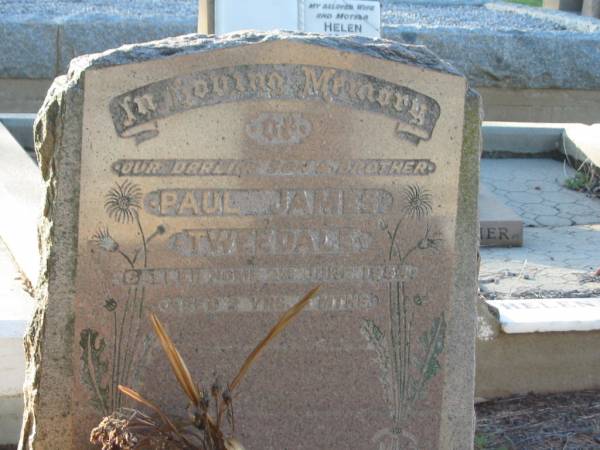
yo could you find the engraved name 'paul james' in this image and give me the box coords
[145,189,393,217]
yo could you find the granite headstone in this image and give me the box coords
[21,32,480,449]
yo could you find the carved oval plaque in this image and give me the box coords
[246,112,312,145]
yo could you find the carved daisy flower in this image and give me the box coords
[104,181,142,224]
[91,227,119,252]
[402,184,432,219]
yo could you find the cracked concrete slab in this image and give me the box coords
[480,158,600,299]
[480,225,600,299]
[481,158,600,227]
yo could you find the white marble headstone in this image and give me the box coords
[211,0,381,38]
[486,298,600,333]
[301,0,381,37]
[215,0,298,34]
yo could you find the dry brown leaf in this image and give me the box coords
[229,285,319,392]
[150,313,201,406]
[225,437,246,450]
[118,385,178,434]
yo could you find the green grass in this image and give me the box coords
[475,433,510,450]
[564,172,590,191]
[505,0,543,6]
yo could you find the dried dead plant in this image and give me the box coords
[91,286,320,450]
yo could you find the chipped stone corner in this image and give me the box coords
[20,71,85,449]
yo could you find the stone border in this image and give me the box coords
[0,113,37,151]
[482,121,600,176]
[476,328,600,399]
[482,121,564,156]
[0,122,42,285]
[478,297,600,397]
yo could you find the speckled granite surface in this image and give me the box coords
[1,0,600,90]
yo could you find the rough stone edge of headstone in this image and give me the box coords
[439,87,481,450]
[19,71,84,449]
[65,30,462,80]
[56,18,196,75]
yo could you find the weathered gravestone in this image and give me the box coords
[21,32,481,449]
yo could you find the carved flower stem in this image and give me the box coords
[401,281,411,404]
[86,336,109,416]
[110,308,118,412]
[121,287,138,394]
[388,221,407,423]
[134,211,148,268]
[386,218,429,423]
[388,280,402,423]
[118,249,135,268]
[387,220,402,423]
[123,287,146,388]
[114,287,133,408]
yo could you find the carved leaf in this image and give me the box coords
[361,319,394,411]
[418,314,446,384]
[80,328,110,414]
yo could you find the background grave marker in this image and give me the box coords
[199,0,382,37]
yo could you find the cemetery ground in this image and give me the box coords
[476,390,600,449]
[474,144,600,448]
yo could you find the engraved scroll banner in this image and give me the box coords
[109,64,441,144]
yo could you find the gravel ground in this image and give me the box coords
[476,390,600,449]
[2,0,598,33]
[0,0,195,20]
[382,3,569,31]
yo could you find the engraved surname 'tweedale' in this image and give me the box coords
[168,227,374,257]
